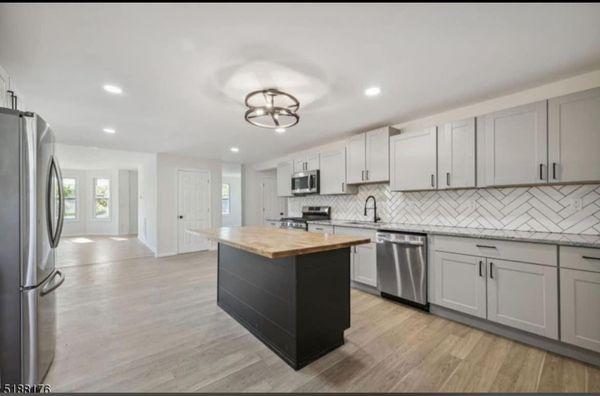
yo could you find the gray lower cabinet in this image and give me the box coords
[559,246,600,353]
[334,226,377,288]
[486,259,558,339]
[430,236,559,340]
[351,243,377,287]
[560,269,600,353]
[431,251,487,319]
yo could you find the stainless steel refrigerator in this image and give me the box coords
[0,107,65,385]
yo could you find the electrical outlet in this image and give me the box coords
[570,198,583,211]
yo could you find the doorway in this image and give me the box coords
[177,169,211,253]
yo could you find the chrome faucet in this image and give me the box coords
[364,195,381,223]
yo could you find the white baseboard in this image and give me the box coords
[156,251,177,258]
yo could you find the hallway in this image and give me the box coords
[56,235,154,268]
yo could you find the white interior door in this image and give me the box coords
[262,177,281,223]
[177,170,210,253]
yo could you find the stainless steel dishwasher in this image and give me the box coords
[376,231,428,310]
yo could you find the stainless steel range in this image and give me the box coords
[280,206,330,231]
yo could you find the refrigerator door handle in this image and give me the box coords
[53,157,65,248]
[41,270,65,296]
[46,156,65,248]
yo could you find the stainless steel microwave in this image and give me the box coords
[291,170,319,195]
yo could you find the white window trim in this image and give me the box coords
[222,183,231,215]
[63,176,79,222]
[92,177,112,221]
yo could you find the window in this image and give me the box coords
[94,178,110,219]
[63,177,77,219]
[222,183,230,215]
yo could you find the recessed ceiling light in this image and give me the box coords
[364,86,381,97]
[275,127,286,133]
[103,127,116,134]
[230,147,239,153]
[103,84,123,94]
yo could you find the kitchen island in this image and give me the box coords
[191,226,370,370]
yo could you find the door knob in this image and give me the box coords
[178,215,184,219]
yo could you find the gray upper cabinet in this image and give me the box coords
[346,127,390,184]
[478,101,548,187]
[346,134,366,184]
[319,147,357,195]
[438,118,476,189]
[390,126,437,191]
[0,66,11,109]
[548,87,600,184]
[276,160,293,197]
[365,127,390,183]
[293,152,320,173]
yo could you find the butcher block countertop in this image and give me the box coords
[191,226,370,259]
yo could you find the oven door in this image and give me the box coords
[291,171,318,195]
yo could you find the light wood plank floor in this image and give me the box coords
[56,235,154,268]
[45,250,600,392]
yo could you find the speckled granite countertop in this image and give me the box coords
[306,219,600,249]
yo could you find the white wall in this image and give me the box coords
[129,171,138,235]
[222,163,242,227]
[57,144,157,253]
[156,153,223,257]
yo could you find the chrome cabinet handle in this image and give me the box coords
[342,182,345,192]
[479,260,483,277]
[539,163,544,180]
[489,262,494,279]
[361,170,365,181]
[365,170,369,180]
[431,174,435,187]
[553,162,557,180]
[446,172,450,186]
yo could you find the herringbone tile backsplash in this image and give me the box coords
[288,184,600,235]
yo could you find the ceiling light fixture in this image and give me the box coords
[230,147,239,153]
[275,127,286,133]
[102,127,116,134]
[244,89,299,129]
[364,86,381,97]
[103,84,123,94]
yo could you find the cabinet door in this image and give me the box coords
[352,243,377,287]
[481,101,548,186]
[438,118,475,189]
[487,259,558,339]
[431,251,487,318]
[276,160,293,197]
[365,128,389,182]
[390,127,437,191]
[0,65,10,108]
[346,134,366,184]
[293,157,306,173]
[320,148,345,195]
[306,153,320,171]
[549,87,600,183]
[560,268,600,353]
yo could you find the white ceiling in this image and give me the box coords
[1,4,600,164]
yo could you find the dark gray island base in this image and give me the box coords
[217,243,351,370]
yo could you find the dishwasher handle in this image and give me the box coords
[377,238,424,246]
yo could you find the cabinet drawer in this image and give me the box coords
[308,224,334,234]
[432,235,557,266]
[334,226,377,242]
[560,246,600,273]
